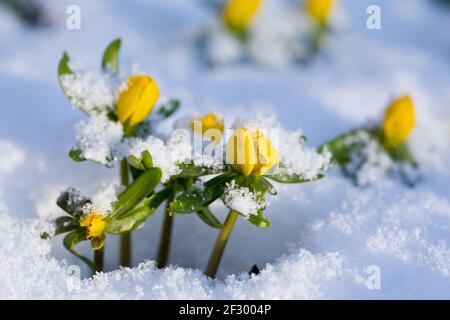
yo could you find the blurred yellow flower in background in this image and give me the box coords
[80,212,106,239]
[191,113,224,134]
[226,128,279,176]
[223,0,262,34]
[117,75,159,128]
[305,0,336,24]
[382,95,415,146]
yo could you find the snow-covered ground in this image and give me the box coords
[0,0,450,299]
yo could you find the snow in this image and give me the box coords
[60,70,119,115]
[89,184,120,214]
[127,135,184,182]
[0,0,450,299]
[74,114,124,166]
[223,180,266,217]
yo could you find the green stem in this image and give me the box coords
[156,190,175,268]
[119,158,131,267]
[94,247,104,272]
[205,210,239,278]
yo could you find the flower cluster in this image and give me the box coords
[46,37,421,280]
[200,0,338,66]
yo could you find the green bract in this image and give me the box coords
[169,151,324,229]
[322,127,418,186]
[48,168,163,271]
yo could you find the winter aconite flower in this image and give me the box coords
[191,113,224,134]
[305,0,335,24]
[226,128,279,176]
[116,75,160,128]
[223,0,262,34]
[80,212,105,239]
[382,95,415,146]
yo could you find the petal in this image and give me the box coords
[226,128,257,176]
[252,130,280,176]
[127,77,159,127]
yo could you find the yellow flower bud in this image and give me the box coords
[191,113,225,144]
[381,95,415,146]
[116,75,159,128]
[223,0,262,34]
[226,128,279,176]
[305,0,335,24]
[190,113,225,134]
[79,212,105,239]
[252,129,280,176]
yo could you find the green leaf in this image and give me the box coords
[175,163,222,178]
[58,52,72,78]
[105,187,172,234]
[234,175,275,196]
[110,168,162,218]
[63,230,98,271]
[40,232,51,240]
[170,172,237,214]
[320,128,379,165]
[68,148,86,163]
[56,188,90,217]
[195,207,224,229]
[384,143,417,165]
[156,99,180,120]
[127,155,145,170]
[247,212,270,229]
[101,38,121,75]
[266,172,324,184]
[141,150,153,169]
[57,52,74,101]
[127,151,153,171]
[54,216,77,236]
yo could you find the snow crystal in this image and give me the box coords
[276,128,331,180]
[89,184,119,214]
[192,179,205,191]
[128,136,182,182]
[127,128,224,182]
[60,70,119,115]
[223,181,266,217]
[74,115,124,166]
[63,188,85,207]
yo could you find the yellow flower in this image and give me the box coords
[305,0,335,24]
[116,75,159,128]
[381,95,415,146]
[226,128,279,176]
[223,0,262,34]
[191,113,225,144]
[79,212,105,239]
[190,113,224,134]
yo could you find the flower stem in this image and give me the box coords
[156,188,175,268]
[94,247,104,272]
[119,158,131,267]
[205,210,239,278]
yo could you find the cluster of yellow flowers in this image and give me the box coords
[54,30,419,278]
[305,0,336,24]
[222,0,336,35]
